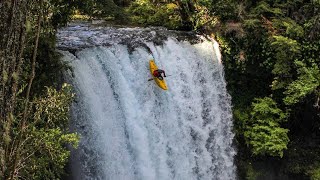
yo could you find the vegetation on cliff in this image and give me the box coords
[0,0,78,179]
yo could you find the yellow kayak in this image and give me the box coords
[149,60,168,90]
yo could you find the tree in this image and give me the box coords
[270,35,300,90]
[284,61,320,106]
[244,97,289,157]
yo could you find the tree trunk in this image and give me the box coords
[9,9,42,180]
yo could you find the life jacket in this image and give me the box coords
[153,70,163,77]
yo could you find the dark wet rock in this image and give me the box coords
[56,22,202,52]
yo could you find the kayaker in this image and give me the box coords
[153,69,166,80]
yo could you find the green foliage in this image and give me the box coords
[234,108,250,126]
[244,122,289,157]
[250,97,288,121]
[0,82,78,179]
[245,163,260,180]
[32,35,71,93]
[128,0,182,29]
[250,1,283,17]
[219,0,320,178]
[20,84,79,179]
[244,97,289,157]
[244,18,261,29]
[271,35,300,90]
[34,83,74,128]
[284,61,320,105]
[49,0,75,28]
[73,0,129,22]
[303,1,320,40]
[191,5,217,31]
[26,128,78,179]
[128,0,220,30]
[209,0,237,21]
[215,34,231,55]
[272,18,304,38]
[308,164,320,180]
[233,107,250,139]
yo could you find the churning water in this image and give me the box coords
[58,23,236,180]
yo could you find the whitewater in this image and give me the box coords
[58,23,236,180]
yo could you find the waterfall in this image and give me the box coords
[58,23,236,180]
